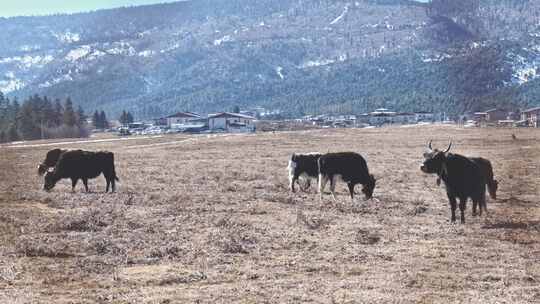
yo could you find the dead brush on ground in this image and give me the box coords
[1,127,540,303]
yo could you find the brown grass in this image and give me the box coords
[1,126,539,303]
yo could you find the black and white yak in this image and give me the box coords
[43,150,119,193]
[317,152,376,201]
[421,141,487,223]
[288,152,322,192]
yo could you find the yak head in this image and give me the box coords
[37,163,48,176]
[362,174,377,199]
[421,140,452,175]
[43,169,57,191]
[38,148,64,176]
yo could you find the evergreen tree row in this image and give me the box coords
[0,92,89,143]
[119,110,134,126]
[92,110,110,130]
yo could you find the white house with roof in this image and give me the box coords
[166,112,202,127]
[208,112,255,132]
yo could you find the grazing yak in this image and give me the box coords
[43,150,119,193]
[318,152,376,201]
[37,148,67,176]
[421,141,486,223]
[288,152,322,192]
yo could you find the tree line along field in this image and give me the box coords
[0,125,539,303]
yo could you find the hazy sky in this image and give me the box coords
[0,0,176,17]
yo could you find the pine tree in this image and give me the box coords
[93,111,101,129]
[63,98,76,127]
[99,111,109,129]
[53,99,63,127]
[76,105,86,127]
[7,123,18,141]
[0,93,7,130]
[119,110,128,125]
[11,98,20,122]
[19,101,39,140]
[127,111,134,124]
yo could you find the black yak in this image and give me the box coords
[43,150,119,193]
[421,141,486,223]
[318,152,376,201]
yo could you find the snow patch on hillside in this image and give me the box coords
[19,45,41,52]
[276,66,284,79]
[54,31,80,43]
[0,78,25,93]
[161,43,181,53]
[514,66,538,84]
[138,50,155,57]
[301,59,335,68]
[0,55,54,68]
[66,46,91,61]
[509,50,540,84]
[330,4,350,25]
[107,42,136,56]
[421,53,452,63]
[39,71,75,88]
[214,35,232,46]
[300,55,347,69]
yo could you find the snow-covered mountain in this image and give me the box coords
[1,0,540,117]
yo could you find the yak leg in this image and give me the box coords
[479,191,487,216]
[300,178,311,192]
[472,200,478,216]
[447,194,457,223]
[459,197,466,224]
[111,176,116,193]
[330,175,337,201]
[71,178,78,192]
[347,182,355,202]
[82,178,89,192]
[289,173,297,193]
[105,176,111,193]
[318,174,328,201]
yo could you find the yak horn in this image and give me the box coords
[428,140,433,151]
[443,141,452,153]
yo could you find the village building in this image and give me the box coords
[520,107,540,127]
[208,112,256,132]
[473,112,488,124]
[166,112,203,127]
[485,108,508,123]
[394,112,416,124]
[415,111,434,122]
[368,108,396,125]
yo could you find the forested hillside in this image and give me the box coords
[1,0,540,118]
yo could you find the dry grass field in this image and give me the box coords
[0,125,539,303]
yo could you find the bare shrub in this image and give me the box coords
[356,229,381,245]
[0,261,19,283]
[54,205,124,232]
[297,210,329,230]
[17,236,76,258]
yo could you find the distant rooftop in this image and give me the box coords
[167,112,202,118]
[208,112,255,119]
